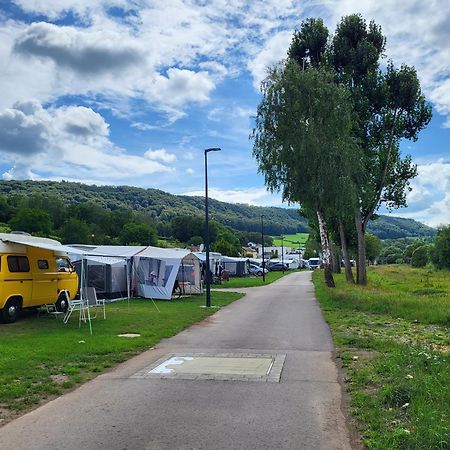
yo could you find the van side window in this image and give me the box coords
[7,256,30,272]
[38,260,49,270]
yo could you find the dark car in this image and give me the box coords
[267,262,289,271]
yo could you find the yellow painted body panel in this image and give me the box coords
[0,245,78,309]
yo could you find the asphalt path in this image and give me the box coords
[0,271,354,449]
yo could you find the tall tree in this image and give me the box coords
[253,63,358,287]
[289,14,432,284]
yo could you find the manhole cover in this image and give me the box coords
[132,353,285,382]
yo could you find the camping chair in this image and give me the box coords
[86,287,106,319]
[63,295,85,324]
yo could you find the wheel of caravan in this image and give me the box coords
[257,270,263,276]
[1,298,21,324]
[55,292,69,313]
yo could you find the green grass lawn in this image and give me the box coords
[217,270,297,288]
[272,232,309,247]
[314,266,449,449]
[0,291,243,421]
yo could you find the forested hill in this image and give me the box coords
[0,180,435,239]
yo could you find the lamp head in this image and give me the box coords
[205,147,221,153]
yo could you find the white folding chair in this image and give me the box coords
[63,295,85,324]
[86,287,106,319]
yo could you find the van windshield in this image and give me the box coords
[56,258,72,272]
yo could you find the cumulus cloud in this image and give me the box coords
[0,103,48,155]
[392,160,450,226]
[14,22,143,75]
[0,101,174,182]
[144,148,177,163]
[151,69,215,106]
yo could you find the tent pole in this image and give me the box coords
[81,257,93,334]
[126,258,130,313]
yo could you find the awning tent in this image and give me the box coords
[72,255,129,300]
[132,247,202,300]
[221,256,250,277]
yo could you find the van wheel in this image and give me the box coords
[55,293,69,313]
[1,299,21,323]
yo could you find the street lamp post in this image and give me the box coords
[281,235,284,274]
[261,215,266,282]
[204,147,221,307]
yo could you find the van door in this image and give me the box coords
[31,257,59,306]
[4,255,33,307]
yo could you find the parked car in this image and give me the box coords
[249,264,268,276]
[267,262,289,271]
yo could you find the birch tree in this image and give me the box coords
[252,63,358,287]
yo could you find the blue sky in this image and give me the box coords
[0,0,449,227]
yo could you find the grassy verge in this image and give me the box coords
[0,291,243,423]
[313,266,449,449]
[217,270,299,288]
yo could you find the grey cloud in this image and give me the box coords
[14,22,142,75]
[0,108,47,155]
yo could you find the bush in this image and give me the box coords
[411,244,431,267]
[430,225,450,269]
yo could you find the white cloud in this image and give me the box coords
[14,22,143,75]
[392,160,450,227]
[186,168,194,175]
[183,187,283,206]
[247,31,292,89]
[144,148,177,163]
[151,69,215,106]
[0,101,174,182]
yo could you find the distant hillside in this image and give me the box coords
[0,180,436,239]
[367,215,435,240]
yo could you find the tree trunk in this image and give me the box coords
[331,242,341,274]
[316,210,335,288]
[354,210,367,285]
[339,220,354,283]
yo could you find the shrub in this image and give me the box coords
[411,244,431,267]
[430,225,450,269]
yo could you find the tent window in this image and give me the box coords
[37,259,49,270]
[88,265,106,291]
[7,256,30,273]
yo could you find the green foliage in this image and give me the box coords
[303,236,320,259]
[253,64,358,214]
[411,244,431,268]
[9,208,53,235]
[213,239,236,256]
[288,17,328,68]
[0,181,436,244]
[381,245,403,264]
[119,222,157,246]
[431,225,450,269]
[367,216,435,240]
[60,218,92,244]
[365,233,381,263]
[0,195,15,222]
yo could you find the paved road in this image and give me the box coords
[0,271,354,449]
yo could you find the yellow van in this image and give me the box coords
[0,233,78,323]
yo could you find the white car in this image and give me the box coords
[249,264,268,276]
